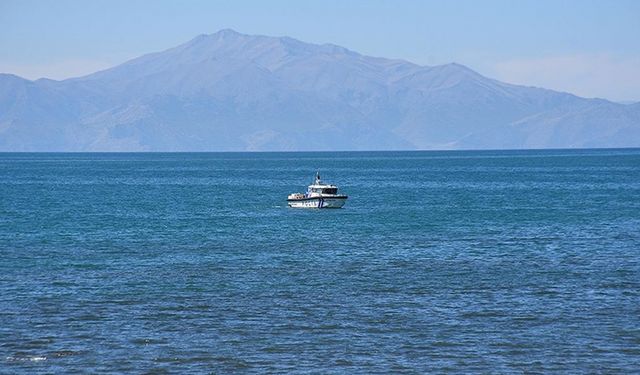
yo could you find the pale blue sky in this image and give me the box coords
[1,0,639,101]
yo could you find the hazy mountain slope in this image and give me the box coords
[0,74,96,150]
[0,29,638,151]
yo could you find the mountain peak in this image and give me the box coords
[210,28,246,40]
[189,29,245,43]
[215,28,241,36]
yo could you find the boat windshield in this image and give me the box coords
[322,188,338,194]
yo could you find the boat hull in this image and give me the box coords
[287,196,347,208]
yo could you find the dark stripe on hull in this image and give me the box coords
[287,196,348,202]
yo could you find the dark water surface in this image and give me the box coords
[1,150,639,373]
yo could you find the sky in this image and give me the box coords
[1,0,639,102]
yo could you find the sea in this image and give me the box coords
[1,149,639,373]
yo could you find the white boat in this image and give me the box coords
[287,172,348,208]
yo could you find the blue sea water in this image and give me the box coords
[1,149,639,373]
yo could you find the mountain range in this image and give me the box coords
[1,29,639,151]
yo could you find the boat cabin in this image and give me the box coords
[308,186,338,195]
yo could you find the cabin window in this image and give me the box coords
[322,188,337,194]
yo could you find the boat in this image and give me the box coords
[287,172,348,208]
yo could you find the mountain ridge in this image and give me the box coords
[1,29,638,151]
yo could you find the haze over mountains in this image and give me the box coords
[1,29,639,151]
